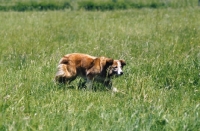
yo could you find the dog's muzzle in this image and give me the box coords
[118,71,123,75]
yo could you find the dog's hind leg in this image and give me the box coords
[55,64,77,84]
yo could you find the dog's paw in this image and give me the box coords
[112,87,118,93]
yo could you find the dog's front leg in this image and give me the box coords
[86,78,93,90]
[104,80,112,90]
[104,80,118,93]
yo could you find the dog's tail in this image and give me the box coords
[55,64,68,84]
[56,64,67,77]
[55,56,70,83]
[59,55,70,64]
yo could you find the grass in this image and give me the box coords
[0,0,198,11]
[0,2,200,131]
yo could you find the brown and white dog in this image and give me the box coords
[55,53,126,92]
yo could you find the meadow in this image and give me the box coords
[0,0,200,130]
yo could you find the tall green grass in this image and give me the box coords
[0,0,198,11]
[0,5,200,131]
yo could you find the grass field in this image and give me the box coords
[0,0,198,11]
[0,1,200,131]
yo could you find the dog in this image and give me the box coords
[55,53,126,92]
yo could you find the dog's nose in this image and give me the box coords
[119,72,123,75]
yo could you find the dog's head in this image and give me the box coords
[108,59,126,76]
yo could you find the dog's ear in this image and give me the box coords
[100,57,113,72]
[120,59,126,67]
[106,58,114,65]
